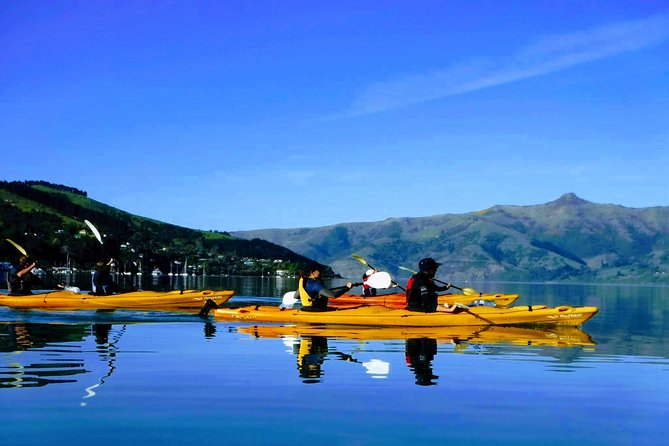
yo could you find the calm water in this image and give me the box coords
[1,275,668,445]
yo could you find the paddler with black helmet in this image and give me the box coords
[406,257,459,313]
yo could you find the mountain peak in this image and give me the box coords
[551,193,589,205]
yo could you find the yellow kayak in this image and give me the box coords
[332,292,520,308]
[0,289,235,313]
[237,324,596,347]
[214,304,598,327]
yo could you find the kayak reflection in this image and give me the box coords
[237,324,596,347]
[238,324,596,386]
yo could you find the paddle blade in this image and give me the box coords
[84,219,104,244]
[351,254,369,267]
[462,288,480,296]
[365,271,393,289]
[6,239,28,256]
[281,291,298,307]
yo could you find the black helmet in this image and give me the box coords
[418,257,441,272]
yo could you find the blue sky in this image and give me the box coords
[2,1,668,231]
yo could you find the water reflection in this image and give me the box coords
[80,323,124,406]
[0,321,215,399]
[405,337,439,386]
[238,324,596,347]
[238,324,596,385]
[288,336,390,383]
[1,322,93,388]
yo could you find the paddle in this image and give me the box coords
[450,302,496,325]
[198,299,219,318]
[5,238,79,292]
[351,254,405,291]
[84,219,104,244]
[398,266,481,296]
[84,219,133,291]
[281,271,393,307]
[6,238,28,256]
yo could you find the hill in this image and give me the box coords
[233,193,669,283]
[0,181,316,276]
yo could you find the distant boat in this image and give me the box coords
[152,268,162,277]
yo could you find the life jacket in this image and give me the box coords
[405,276,416,304]
[298,277,314,307]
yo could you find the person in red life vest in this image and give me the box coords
[362,268,377,296]
[406,257,459,312]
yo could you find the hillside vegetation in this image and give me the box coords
[0,181,315,276]
[233,193,669,283]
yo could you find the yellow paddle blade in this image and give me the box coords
[462,288,480,296]
[6,239,28,256]
[351,254,369,266]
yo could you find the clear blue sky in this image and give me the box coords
[3,1,668,231]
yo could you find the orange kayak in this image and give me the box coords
[0,289,234,313]
[214,304,598,327]
[331,292,520,308]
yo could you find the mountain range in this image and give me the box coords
[3,180,666,283]
[233,193,669,283]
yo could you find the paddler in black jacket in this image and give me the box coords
[406,257,459,313]
[7,255,63,296]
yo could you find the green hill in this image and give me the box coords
[0,180,315,276]
[233,193,669,283]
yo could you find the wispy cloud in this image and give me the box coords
[345,13,669,116]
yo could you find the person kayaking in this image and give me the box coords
[297,262,353,311]
[92,258,121,295]
[7,255,63,296]
[362,268,377,296]
[406,257,459,313]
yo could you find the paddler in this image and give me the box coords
[92,258,121,295]
[297,262,353,311]
[405,257,459,313]
[362,268,377,296]
[7,255,63,296]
